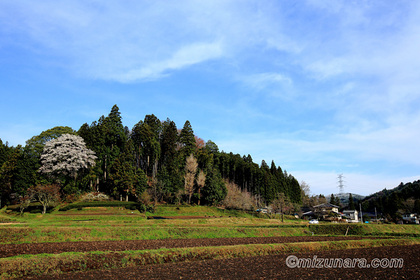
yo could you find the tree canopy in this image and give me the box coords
[1,105,303,207]
[39,134,97,181]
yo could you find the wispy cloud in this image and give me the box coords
[292,170,420,196]
[242,73,292,90]
[112,42,224,82]
[1,1,419,196]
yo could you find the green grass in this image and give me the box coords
[150,205,256,218]
[2,205,420,245]
[309,223,420,237]
[0,205,310,244]
[1,205,420,278]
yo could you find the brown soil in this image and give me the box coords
[147,216,223,219]
[0,236,382,258]
[57,213,137,216]
[23,244,420,280]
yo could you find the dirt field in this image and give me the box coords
[0,236,383,258]
[21,244,420,280]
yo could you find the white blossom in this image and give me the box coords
[39,134,97,178]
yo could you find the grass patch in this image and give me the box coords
[151,205,254,218]
[58,201,143,212]
[0,224,310,244]
[309,223,420,237]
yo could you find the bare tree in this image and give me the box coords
[300,181,311,207]
[196,170,206,205]
[28,184,60,214]
[223,180,257,210]
[271,192,293,222]
[184,154,198,204]
[19,194,32,216]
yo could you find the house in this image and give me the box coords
[313,203,340,221]
[402,214,419,224]
[301,210,317,220]
[343,210,359,223]
[313,203,339,214]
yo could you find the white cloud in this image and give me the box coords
[241,72,293,94]
[112,42,224,82]
[1,0,420,196]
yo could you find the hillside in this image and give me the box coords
[325,193,365,205]
[361,180,420,220]
[0,105,301,208]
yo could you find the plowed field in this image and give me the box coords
[22,244,420,280]
[0,236,381,258]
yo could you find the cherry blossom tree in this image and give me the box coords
[39,134,97,183]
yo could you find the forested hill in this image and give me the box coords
[361,180,420,219]
[0,105,301,207]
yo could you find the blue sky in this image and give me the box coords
[1,0,419,196]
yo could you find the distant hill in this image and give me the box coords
[361,180,420,221]
[326,193,365,205]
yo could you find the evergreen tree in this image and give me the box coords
[158,118,182,198]
[205,140,219,154]
[414,199,420,215]
[287,175,302,204]
[109,140,147,201]
[159,119,178,168]
[0,139,11,167]
[179,120,196,156]
[96,105,127,190]
[0,105,304,207]
[0,146,19,207]
[330,194,336,205]
[202,167,227,205]
[348,193,356,210]
[131,120,160,177]
[26,126,76,158]
[0,146,38,198]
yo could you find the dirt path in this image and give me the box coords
[28,244,420,280]
[0,236,382,258]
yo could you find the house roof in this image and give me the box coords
[302,211,315,216]
[313,203,340,208]
[343,210,358,213]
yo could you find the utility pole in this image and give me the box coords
[337,174,345,194]
[360,203,363,223]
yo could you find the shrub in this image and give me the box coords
[59,201,144,211]
[80,192,111,202]
[223,180,257,211]
[309,224,364,235]
[7,203,55,214]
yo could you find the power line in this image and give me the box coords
[337,174,345,194]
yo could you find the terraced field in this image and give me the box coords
[1,206,419,279]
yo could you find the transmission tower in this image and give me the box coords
[337,174,345,194]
